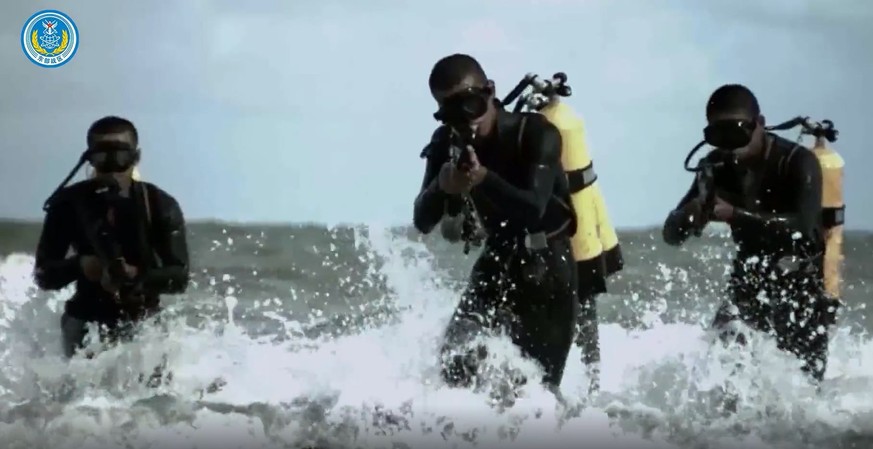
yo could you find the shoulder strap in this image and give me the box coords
[136,182,161,268]
[142,182,153,225]
[517,115,528,155]
[777,143,802,178]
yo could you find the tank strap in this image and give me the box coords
[546,196,574,239]
[777,144,801,178]
[567,162,598,194]
[142,183,152,225]
[138,182,161,269]
[517,116,528,150]
[822,205,845,228]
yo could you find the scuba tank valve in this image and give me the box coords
[501,72,572,113]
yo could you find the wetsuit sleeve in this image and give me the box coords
[413,129,451,234]
[730,150,823,248]
[474,119,561,228]
[142,193,190,294]
[33,199,79,290]
[662,179,701,246]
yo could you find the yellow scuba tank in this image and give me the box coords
[500,72,624,291]
[811,135,845,299]
[769,117,845,299]
[539,100,622,277]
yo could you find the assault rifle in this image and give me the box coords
[74,177,145,303]
[442,129,485,254]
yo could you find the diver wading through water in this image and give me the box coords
[430,68,625,397]
[414,54,579,401]
[34,116,190,388]
[664,85,845,388]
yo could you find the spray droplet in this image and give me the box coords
[224,296,238,325]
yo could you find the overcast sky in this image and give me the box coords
[1,0,871,229]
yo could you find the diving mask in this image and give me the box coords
[433,86,492,126]
[85,141,139,173]
[703,119,757,150]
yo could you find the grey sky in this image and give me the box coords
[1,0,871,228]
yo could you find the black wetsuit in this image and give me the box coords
[663,133,835,382]
[414,109,579,390]
[34,179,190,358]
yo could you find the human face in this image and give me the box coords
[86,132,138,175]
[432,75,496,134]
[704,111,764,160]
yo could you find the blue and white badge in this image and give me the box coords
[21,10,79,68]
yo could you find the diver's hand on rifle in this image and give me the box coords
[439,147,486,194]
[680,198,708,230]
[80,255,103,282]
[461,146,487,188]
[100,271,117,294]
[712,196,735,222]
[439,162,471,194]
[99,259,139,294]
[121,261,138,278]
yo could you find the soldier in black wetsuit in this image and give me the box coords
[34,116,190,358]
[663,85,838,382]
[413,54,579,392]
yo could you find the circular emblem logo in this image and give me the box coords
[20,10,79,68]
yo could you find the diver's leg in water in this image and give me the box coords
[774,289,831,385]
[58,313,91,401]
[708,300,744,414]
[797,328,829,385]
[711,279,773,346]
[439,249,501,388]
[575,292,601,393]
[575,259,607,394]
[108,315,173,388]
[96,318,141,361]
[60,313,89,358]
[711,300,743,345]
[143,353,173,388]
[510,237,579,393]
[139,310,174,386]
[709,281,772,414]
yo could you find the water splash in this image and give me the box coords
[0,226,871,448]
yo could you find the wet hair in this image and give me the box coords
[87,116,138,147]
[706,84,760,119]
[428,54,487,92]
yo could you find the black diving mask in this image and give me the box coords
[85,141,139,173]
[433,86,492,126]
[703,119,757,150]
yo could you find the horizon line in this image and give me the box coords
[0,217,871,233]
